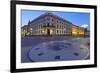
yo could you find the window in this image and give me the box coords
[60,25,62,28]
[57,30,58,33]
[51,24,53,26]
[57,20,59,23]
[47,23,49,26]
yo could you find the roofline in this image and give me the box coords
[23,12,84,28]
[29,12,74,25]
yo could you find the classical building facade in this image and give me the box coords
[21,12,88,36]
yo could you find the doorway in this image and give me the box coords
[47,29,50,35]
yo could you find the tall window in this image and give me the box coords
[56,25,58,28]
[52,19,53,21]
[47,23,49,26]
[57,30,58,33]
[60,25,62,29]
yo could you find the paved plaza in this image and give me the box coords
[21,36,90,63]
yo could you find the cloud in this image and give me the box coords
[81,24,88,28]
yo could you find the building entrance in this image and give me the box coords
[47,29,50,35]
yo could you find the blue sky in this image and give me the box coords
[21,10,90,30]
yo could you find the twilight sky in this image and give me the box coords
[21,10,90,30]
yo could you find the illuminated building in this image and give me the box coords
[21,12,88,36]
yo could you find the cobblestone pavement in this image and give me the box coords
[21,36,90,63]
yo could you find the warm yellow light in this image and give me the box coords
[78,29,85,35]
[72,32,78,35]
[26,32,30,35]
[50,29,53,34]
[72,32,77,34]
[72,27,78,35]
[42,30,45,33]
